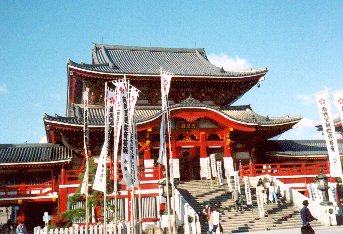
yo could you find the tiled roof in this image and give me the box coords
[44,97,301,127]
[67,44,268,77]
[257,140,343,156]
[0,143,73,165]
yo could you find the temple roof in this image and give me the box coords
[67,44,268,77]
[0,143,73,165]
[256,140,343,157]
[44,97,301,127]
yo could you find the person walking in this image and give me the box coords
[300,200,317,234]
[211,207,220,234]
[202,203,212,233]
[232,189,240,212]
[268,182,278,204]
[16,222,27,234]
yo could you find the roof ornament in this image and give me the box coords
[180,96,203,106]
[257,76,265,88]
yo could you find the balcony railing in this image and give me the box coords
[240,161,329,177]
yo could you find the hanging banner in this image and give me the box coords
[328,182,337,206]
[234,171,240,193]
[128,86,139,186]
[227,173,233,192]
[244,177,252,205]
[332,90,343,131]
[118,81,132,186]
[172,158,180,179]
[216,161,224,186]
[80,90,89,195]
[93,143,107,192]
[315,89,343,177]
[256,186,265,218]
[112,87,123,182]
[307,183,317,202]
[210,154,217,177]
[223,157,234,178]
[157,114,167,165]
[200,158,209,178]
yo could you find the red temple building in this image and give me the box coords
[0,44,341,231]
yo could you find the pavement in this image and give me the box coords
[227,225,343,234]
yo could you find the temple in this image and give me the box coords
[0,44,341,231]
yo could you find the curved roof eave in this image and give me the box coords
[67,62,268,79]
[44,106,301,129]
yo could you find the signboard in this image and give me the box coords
[210,154,217,177]
[244,177,252,205]
[200,157,209,178]
[217,161,224,186]
[175,121,198,131]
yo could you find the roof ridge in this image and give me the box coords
[93,43,206,53]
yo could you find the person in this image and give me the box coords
[232,189,240,212]
[211,207,220,234]
[16,222,27,234]
[202,203,212,233]
[264,178,270,204]
[268,182,278,204]
[300,200,317,234]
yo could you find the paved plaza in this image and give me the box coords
[233,225,343,234]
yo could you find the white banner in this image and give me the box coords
[210,154,217,177]
[128,86,139,186]
[112,88,123,183]
[217,161,224,186]
[172,159,180,179]
[200,158,209,178]
[223,157,234,178]
[81,90,89,195]
[244,177,252,205]
[315,89,343,177]
[234,171,241,193]
[332,90,343,131]
[93,143,107,192]
[256,186,265,218]
[328,182,337,206]
[118,82,133,186]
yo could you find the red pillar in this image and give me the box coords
[200,132,207,158]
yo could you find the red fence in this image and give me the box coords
[0,181,54,198]
[240,161,330,177]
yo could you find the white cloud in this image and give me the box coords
[208,53,251,70]
[278,118,323,140]
[296,94,315,105]
[0,84,8,93]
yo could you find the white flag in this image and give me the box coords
[315,89,343,178]
[112,89,123,182]
[93,143,107,192]
[332,90,343,131]
[80,90,90,195]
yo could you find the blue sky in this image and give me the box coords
[1,1,343,144]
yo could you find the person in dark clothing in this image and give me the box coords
[300,200,317,234]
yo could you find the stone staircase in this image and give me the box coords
[176,180,322,233]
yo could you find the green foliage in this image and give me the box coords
[61,158,116,224]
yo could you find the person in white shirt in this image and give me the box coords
[211,207,220,234]
[268,182,278,204]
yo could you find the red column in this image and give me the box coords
[200,132,207,158]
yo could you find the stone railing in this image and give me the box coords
[173,188,201,234]
[273,177,337,226]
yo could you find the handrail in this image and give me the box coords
[174,188,200,234]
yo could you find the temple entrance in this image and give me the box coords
[25,202,52,231]
[178,147,200,181]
